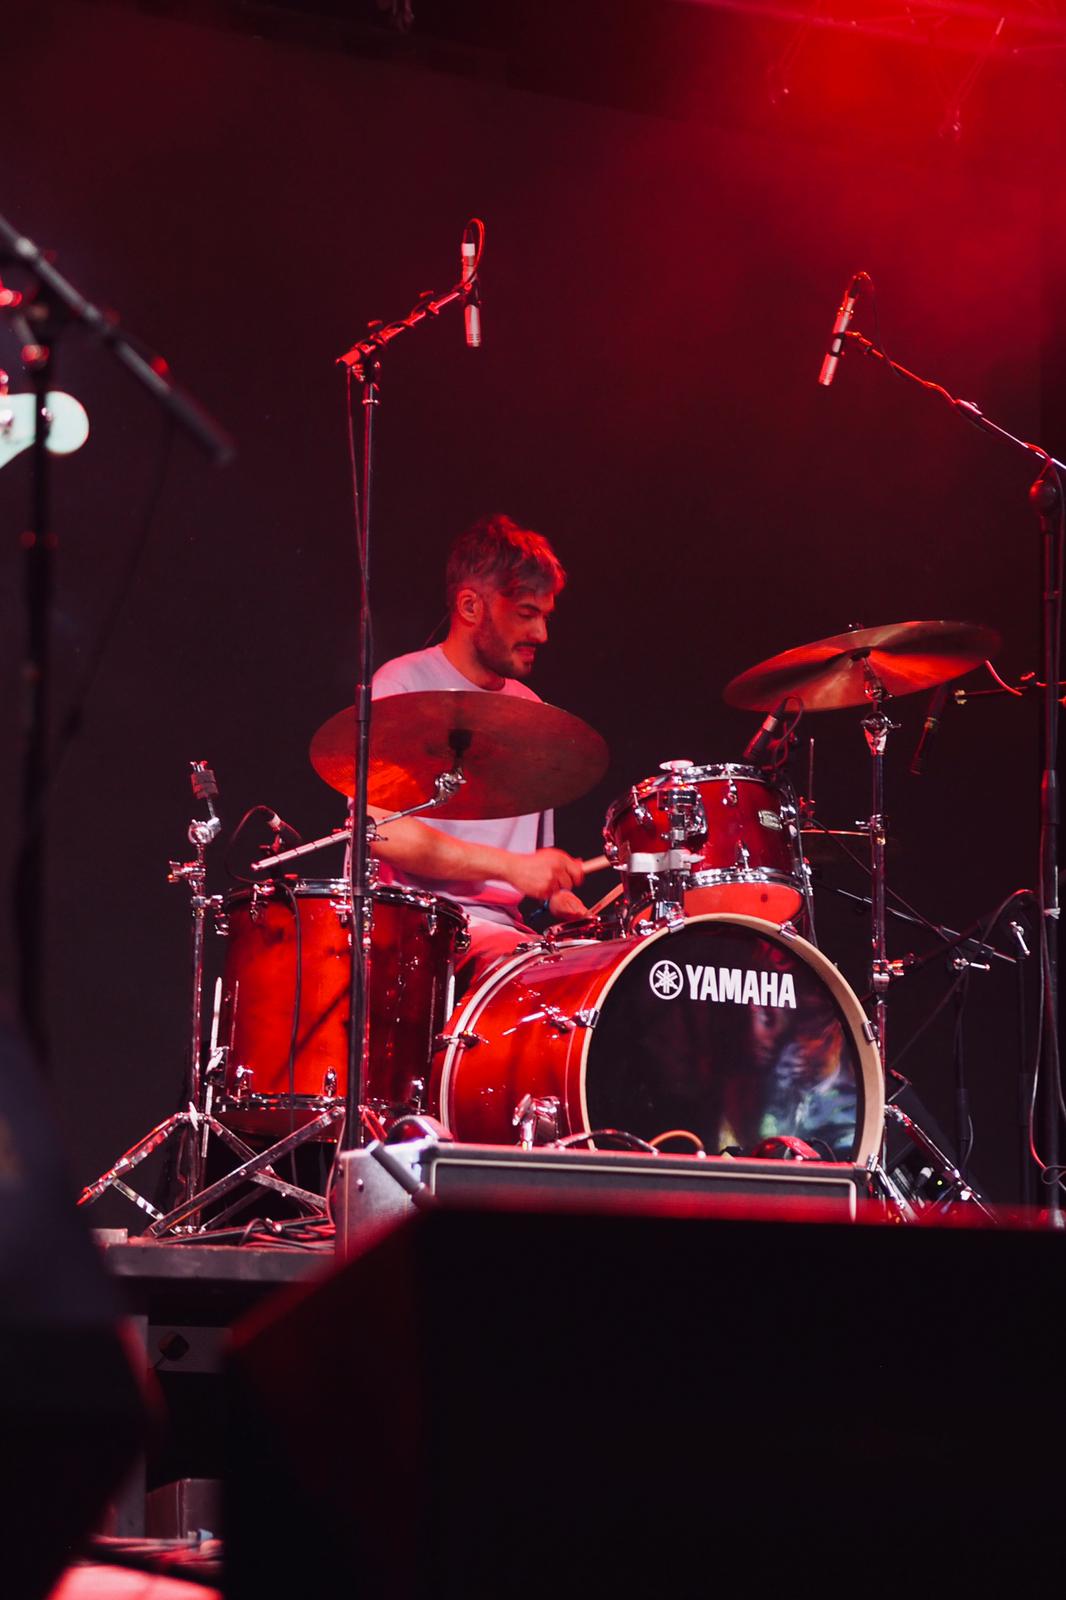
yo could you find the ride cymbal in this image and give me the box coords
[311,689,609,820]
[724,620,1000,712]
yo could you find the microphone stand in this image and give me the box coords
[0,210,233,1073]
[335,234,481,1157]
[844,329,1062,1216]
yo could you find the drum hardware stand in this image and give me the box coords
[79,760,340,1234]
[78,1106,340,1233]
[844,328,1064,1217]
[334,219,483,1156]
[882,1103,996,1221]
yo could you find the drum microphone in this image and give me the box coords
[909,684,950,776]
[818,272,866,388]
[461,223,481,349]
[742,700,791,767]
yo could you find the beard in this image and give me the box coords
[473,614,533,679]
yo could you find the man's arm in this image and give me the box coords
[369,808,584,901]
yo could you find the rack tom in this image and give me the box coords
[216,879,467,1137]
[604,761,805,926]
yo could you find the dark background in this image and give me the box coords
[2,0,1062,1213]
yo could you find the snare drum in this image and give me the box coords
[217,879,467,1137]
[432,914,882,1162]
[604,762,805,925]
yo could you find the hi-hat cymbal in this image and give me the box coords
[724,620,1000,712]
[311,690,609,820]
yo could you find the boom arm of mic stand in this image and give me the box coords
[844,332,1066,474]
[0,210,234,464]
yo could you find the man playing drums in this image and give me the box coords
[369,513,587,978]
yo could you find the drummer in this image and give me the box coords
[369,513,587,979]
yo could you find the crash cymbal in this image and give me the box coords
[311,690,609,820]
[724,620,1000,712]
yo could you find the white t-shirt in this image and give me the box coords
[371,645,554,927]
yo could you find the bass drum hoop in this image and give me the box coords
[436,913,884,1165]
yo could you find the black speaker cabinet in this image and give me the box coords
[227,1204,1065,1596]
[0,1023,149,1599]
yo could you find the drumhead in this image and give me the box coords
[582,915,881,1162]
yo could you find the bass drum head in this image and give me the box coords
[584,915,882,1162]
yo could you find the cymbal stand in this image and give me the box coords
[858,662,901,1080]
[845,327,1063,1217]
[78,760,338,1233]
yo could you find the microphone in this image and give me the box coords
[461,225,481,349]
[818,273,865,388]
[742,700,791,767]
[909,684,950,776]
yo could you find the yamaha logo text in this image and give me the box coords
[649,959,797,1009]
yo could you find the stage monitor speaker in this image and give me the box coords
[0,1020,150,1600]
[226,1202,1064,1596]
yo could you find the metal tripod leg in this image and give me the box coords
[146,1105,345,1236]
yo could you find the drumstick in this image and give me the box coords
[580,854,611,875]
[587,882,624,916]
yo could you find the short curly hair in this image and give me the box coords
[445,513,566,614]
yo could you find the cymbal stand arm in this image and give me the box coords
[376,765,468,826]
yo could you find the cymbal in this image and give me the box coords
[724,621,1000,712]
[311,690,609,820]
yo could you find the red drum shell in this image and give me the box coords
[604,763,804,922]
[431,914,883,1164]
[218,880,466,1137]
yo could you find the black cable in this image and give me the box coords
[224,804,285,884]
[889,888,1034,1080]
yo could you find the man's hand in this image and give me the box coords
[547,889,588,922]
[508,847,585,902]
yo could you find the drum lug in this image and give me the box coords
[733,841,751,870]
[249,882,276,921]
[323,1067,338,1099]
[862,1018,879,1045]
[572,1008,599,1029]
[777,921,800,940]
[436,1031,487,1051]
[232,1064,254,1099]
[213,912,229,937]
[513,1093,560,1148]
[723,778,739,806]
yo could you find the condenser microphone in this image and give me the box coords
[909,684,950,776]
[461,225,481,349]
[818,273,864,388]
[742,700,791,766]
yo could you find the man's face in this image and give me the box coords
[472,585,556,680]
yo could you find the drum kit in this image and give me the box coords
[81,619,1000,1233]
